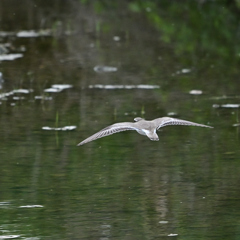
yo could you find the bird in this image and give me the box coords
[77,117,213,146]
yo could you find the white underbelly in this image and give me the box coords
[136,129,150,136]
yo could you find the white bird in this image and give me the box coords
[77,117,213,146]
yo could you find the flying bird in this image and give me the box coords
[77,117,213,146]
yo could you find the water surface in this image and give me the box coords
[0,1,240,239]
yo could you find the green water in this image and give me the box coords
[0,1,240,239]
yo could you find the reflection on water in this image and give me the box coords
[0,0,240,239]
[88,84,160,89]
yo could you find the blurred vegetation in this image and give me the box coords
[129,0,240,57]
[88,0,240,67]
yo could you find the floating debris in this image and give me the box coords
[0,53,23,61]
[89,84,160,89]
[42,126,77,131]
[93,65,118,73]
[213,104,240,108]
[233,123,240,127]
[19,205,43,208]
[189,90,203,95]
[17,29,51,38]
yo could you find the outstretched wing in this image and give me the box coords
[77,123,137,146]
[155,117,213,130]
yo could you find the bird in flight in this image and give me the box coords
[77,117,213,146]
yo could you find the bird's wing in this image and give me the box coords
[155,117,213,130]
[77,122,137,146]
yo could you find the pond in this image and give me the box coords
[0,1,240,239]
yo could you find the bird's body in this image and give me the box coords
[77,117,213,146]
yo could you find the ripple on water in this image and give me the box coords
[44,84,73,92]
[0,54,23,61]
[0,236,21,239]
[0,202,11,209]
[88,84,160,89]
[42,126,77,131]
[213,104,240,108]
